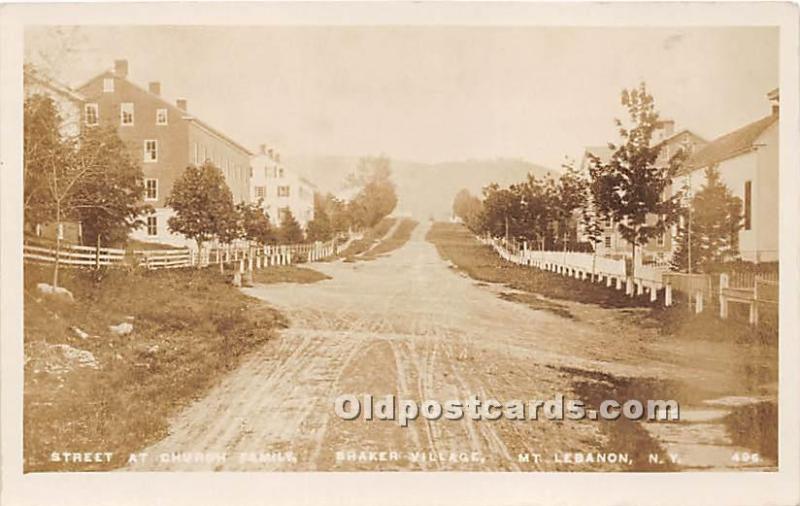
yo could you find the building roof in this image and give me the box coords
[683,113,778,172]
[77,70,252,156]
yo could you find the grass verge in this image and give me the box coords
[358,219,418,260]
[426,222,643,309]
[340,217,397,261]
[251,265,331,285]
[23,264,286,472]
[426,222,777,344]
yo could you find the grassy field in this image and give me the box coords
[23,264,286,472]
[358,218,418,260]
[426,222,777,344]
[340,217,397,260]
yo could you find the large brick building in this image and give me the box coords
[76,59,253,247]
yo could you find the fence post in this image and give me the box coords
[606,275,612,288]
[719,273,729,319]
[636,280,644,297]
[650,284,657,303]
[95,236,101,269]
[665,284,673,307]
[695,291,704,314]
[749,280,759,325]
[625,277,633,296]
[616,277,622,290]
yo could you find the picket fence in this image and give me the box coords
[480,234,778,325]
[479,235,669,299]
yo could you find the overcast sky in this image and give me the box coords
[26,26,778,169]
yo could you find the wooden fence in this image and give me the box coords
[481,234,778,326]
[23,240,125,268]
[25,234,352,272]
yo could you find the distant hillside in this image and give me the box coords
[285,155,557,221]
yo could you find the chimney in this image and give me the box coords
[658,119,675,138]
[114,59,128,78]
[176,98,187,112]
[148,81,161,96]
[768,88,779,115]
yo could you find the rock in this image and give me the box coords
[147,344,159,354]
[71,326,89,340]
[45,343,98,372]
[109,322,133,335]
[36,283,74,301]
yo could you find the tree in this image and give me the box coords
[587,83,684,268]
[24,93,147,286]
[277,209,304,244]
[237,200,274,246]
[347,156,398,228]
[479,183,521,240]
[167,162,237,260]
[451,188,483,231]
[553,158,589,251]
[72,125,149,247]
[24,93,65,227]
[671,166,743,272]
[305,193,333,242]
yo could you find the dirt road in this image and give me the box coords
[128,222,776,471]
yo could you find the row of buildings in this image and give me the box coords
[24,59,317,247]
[578,89,779,264]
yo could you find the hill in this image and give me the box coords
[285,155,557,220]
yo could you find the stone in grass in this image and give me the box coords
[109,322,134,336]
[71,326,90,340]
[36,283,74,302]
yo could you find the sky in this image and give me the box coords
[25,26,778,170]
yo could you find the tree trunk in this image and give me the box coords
[52,205,61,288]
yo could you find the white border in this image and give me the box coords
[2,3,798,505]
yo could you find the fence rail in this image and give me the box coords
[23,242,125,267]
[25,233,352,272]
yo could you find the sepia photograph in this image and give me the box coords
[1,2,799,505]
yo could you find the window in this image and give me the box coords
[744,180,752,230]
[156,108,168,125]
[144,179,158,201]
[657,231,665,247]
[85,103,99,126]
[278,167,285,178]
[255,186,267,199]
[604,235,612,248]
[103,78,114,92]
[146,216,158,236]
[120,103,134,126]
[277,185,290,197]
[144,140,158,163]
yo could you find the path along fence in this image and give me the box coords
[24,233,355,272]
[479,234,778,326]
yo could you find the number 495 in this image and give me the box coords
[731,452,760,464]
